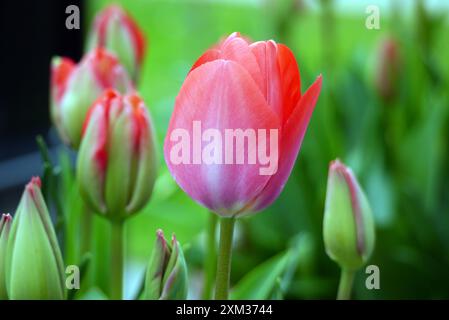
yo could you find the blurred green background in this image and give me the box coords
[59,0,449,299]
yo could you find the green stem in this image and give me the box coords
[81,206,93,255]
[337,268,355,300]
[202,213,218,300]
[215,217,235,300]
[110,220,124,300]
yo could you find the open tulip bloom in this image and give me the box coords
[164,32,322,218]
[164,32,322,299]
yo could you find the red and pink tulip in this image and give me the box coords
[50,48,133,148]
[164,32,322,217]
[77,90,157,220]
[87,4,146,81]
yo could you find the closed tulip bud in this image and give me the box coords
[0,214,12,299]
[50,48,133,148]
[164,32,322,217]
[87,5,146,81]
[323,160,375,271]
[5,178,65,299]
[144,230,188,300]
[77,90,157,221]
[375,36,400,102]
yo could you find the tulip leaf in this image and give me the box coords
[231,251,289,300]
[231,234,303,300]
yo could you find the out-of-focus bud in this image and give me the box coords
[144,230,188,300]
[50,48,133,148]
[0,214,12,300]
[87,5,146,81]
[323,160,375,271]
[77,90,157,221]
[375,36,400,102]
[5,178,65,299]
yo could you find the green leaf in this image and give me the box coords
[231,234,304,300]
[231,251,289,300]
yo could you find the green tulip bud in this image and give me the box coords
[323,160,375,271]
[77,90,157,221]
[0,213,12,300]
[144,230,188,300]
[86,5,146,81]
[50,48,133,149]
[6,177,65,300]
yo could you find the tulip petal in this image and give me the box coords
[126,106,158,214]
[190,32,248,74]
[51,57,75,104]
[190,48,221,72]
[250,41,283,119]
[164,59,280,216]
[277,44,301,122]
[6,181,64,299]
[252,75,322,212]
[105,18,136,81]
[120,8,146,66]
[89,5,146,79]
[220,37,265,95]
[104,99,134,218]
[159,237,188,300]
[0,214,12,299]
[190,37,264,97]
[28,180,65,294]
[145,230,170,299]
[77,98,110,214]
[90,48,131,91]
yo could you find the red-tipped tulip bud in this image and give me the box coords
[50,48,133,148]
[87,5,146,81]
[5,178,65,299]
[144,230,188,300]
[0,214,12,299]
[375,37,400,102]
[164,32,322,217]
[77,90,157,221]
[323,160,375,271]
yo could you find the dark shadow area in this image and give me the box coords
[0,0,83,212]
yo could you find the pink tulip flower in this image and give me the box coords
[164,33,322,217]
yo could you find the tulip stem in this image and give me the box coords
[337,268,355,300]
[215,217,235,300]
[111,220,124,300]
[202,213,218,300]
[81,206,93,255]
